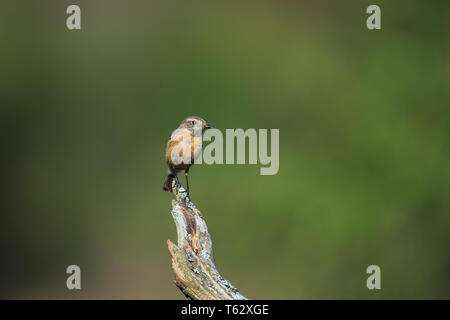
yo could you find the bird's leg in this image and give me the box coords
[174,175,181,189]
[168,167,182,190]
[184,168,191,201]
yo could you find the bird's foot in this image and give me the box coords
[173,176,182,190]
[180,189,191,204]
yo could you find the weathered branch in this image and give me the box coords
[167,183,247,300]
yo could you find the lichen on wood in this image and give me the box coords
[167,183,247,300]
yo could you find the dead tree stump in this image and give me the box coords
[167,184,247,300]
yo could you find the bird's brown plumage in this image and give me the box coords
[163,116,211,194]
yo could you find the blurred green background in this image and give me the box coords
[1,0,449,299]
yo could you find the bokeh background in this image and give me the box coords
[1,0,449,299]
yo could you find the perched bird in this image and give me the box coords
[163,116,212,199]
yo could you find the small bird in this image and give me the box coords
[163,116,212,199]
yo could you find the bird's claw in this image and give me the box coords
[173,176,182,190]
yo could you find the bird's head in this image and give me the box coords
[179,116,212,133]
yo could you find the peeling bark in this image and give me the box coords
[167,183,247,300]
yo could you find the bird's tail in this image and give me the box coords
[163,174,175,192]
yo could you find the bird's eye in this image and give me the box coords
[191,121,195,125]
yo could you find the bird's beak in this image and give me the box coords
[205,124,213,129]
